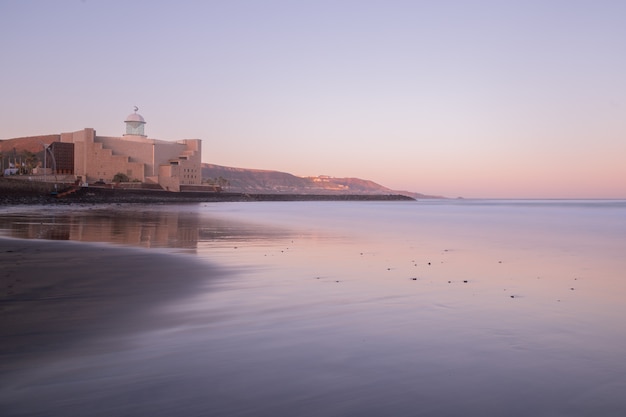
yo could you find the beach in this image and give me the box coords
[1,200,626,416]
[0,237,214,373]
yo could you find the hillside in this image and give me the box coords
[0,135,59,154]
[1,136,442,198]
[201,163,442,198]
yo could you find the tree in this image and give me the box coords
[112,172,130,183]
[22,150,39,174]
[216,176,230,190]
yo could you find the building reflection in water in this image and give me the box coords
[0,208,201,250]
[0,205,299,253]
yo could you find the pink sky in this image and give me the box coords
[1,1,625,198]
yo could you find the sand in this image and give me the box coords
[0,237,216,374]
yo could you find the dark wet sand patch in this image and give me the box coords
[0,237,217,373]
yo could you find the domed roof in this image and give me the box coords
[125,112,146,124]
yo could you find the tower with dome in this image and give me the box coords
[124,107,147,137]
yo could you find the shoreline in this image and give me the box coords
[0,237,217,373]
[0,178,415,205]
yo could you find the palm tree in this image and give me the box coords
[22,150,39,174]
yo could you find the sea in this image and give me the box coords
[1,199,626,416]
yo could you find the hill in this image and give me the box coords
[0,135,59,155]
[1,136,442,198]
[201,164,442,199]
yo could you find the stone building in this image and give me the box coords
[7,110,203,192]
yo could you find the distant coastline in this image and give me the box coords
[0,134,438,199]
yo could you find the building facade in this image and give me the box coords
[48,142,75,175]
[5,110,203,192]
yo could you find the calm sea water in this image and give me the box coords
[1,200,626,416]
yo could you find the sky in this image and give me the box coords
[1,0,625,198]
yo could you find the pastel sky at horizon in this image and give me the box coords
[1,0,625,198]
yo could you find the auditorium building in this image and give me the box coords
[8,110,203,192]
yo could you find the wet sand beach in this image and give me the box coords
[0,238,214,373]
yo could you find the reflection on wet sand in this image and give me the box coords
[0,205,297,251]
[0,207,200,249]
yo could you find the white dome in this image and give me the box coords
[125,112,146,124]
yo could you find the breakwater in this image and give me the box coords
[1,179,414,205]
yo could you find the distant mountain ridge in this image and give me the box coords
[201,163,442,199]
